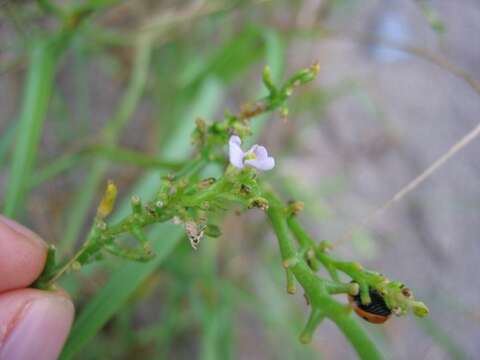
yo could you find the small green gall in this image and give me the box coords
[286,268,296,295]
[282,256,300,269]
[131,196,142,214]
[352,262,363,271]
[412,301,429,317]
[318,240,333,252]
[348,282,360,296]
[96,220,107,230]
[287,285,296,295]
[287,201,304,216]
[71,261,82,272]
[299,332,312,345]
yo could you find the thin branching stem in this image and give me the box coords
[265,191,383,360]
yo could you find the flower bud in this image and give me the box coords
[262,65,276,93]
[97,180,118,219]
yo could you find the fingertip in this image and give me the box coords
[0,215,47,293]
[0,215,47,249]
[0,289,74,360]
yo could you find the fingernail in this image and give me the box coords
[0,215,46,249]
[0,295,74,360]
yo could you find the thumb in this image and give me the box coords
[0,289,74,360]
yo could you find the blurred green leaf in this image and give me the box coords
[60,223,183,360]
[62,67,224,356]
[180,26,265,88]
[351,229,378,259]
[3,38,58,218]
[59,34,153,255]
[0,120,17,169]
[418,318,467,360]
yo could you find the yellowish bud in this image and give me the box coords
[310,62,320,74]
[97,180,118,219]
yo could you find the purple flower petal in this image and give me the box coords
[244,145,275,170]
[249,145,268,161]
[244,156,275,170]
[228,135,275,171]
[229,135,245,169]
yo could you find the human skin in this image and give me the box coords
[0,215,74,360]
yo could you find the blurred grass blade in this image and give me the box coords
[60,223,183,360]
[28,153,82,189]
[418,318,468,360]
[88,146,184,169]
[0,120,17,168]
[180,26,265,88]
[162,78,223,160]
[59,34,153,255]
[2,9,94,217]
[333,315,383,360]
[61,76,223,357]
[29,147,183,189]
[3,38,58,217]
[251,28,285,135]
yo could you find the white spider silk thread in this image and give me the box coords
[335,122,480,247]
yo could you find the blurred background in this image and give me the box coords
[0,0,479,359]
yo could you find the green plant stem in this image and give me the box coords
[331,314,384,360]
[287,216,340,281]
[38,154,209,288]
[286,216,316,248]
[265,190,383,360]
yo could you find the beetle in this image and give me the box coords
[348,287,392,324]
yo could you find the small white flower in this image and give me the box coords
[228,135,275,171]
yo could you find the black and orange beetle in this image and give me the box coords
[348,287,392,324]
